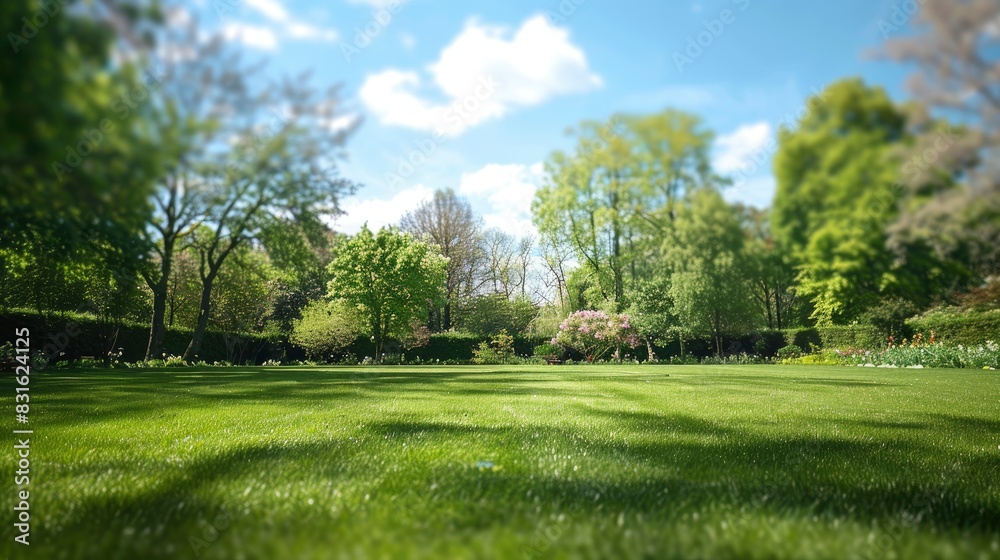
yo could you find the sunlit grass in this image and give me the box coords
[3,365,999,559]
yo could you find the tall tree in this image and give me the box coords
[738,205,797,330]
[327,226,447,360]
[533,110,720,311]
[772,79,916,324]
[475,228,534,300]
[665,189,755,356]
[400,188,481,330]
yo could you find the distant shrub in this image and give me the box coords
[472,330,517,365]
[777,344,804,359]
[532,343,562,359]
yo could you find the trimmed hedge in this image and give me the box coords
[344,333,552,362]
[0,311,278,365]
[783,325,885,351]
[908,309,1000,347]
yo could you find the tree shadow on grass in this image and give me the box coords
[42,406,1000,559]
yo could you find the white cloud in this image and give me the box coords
[458,163,545,237]
[222,0,337,49]
[714,122,773,175]
[360,14,601,136]
[358,70,450,131]
[220,22,279,50]
[245,0,289,22]
[334,185,434,233]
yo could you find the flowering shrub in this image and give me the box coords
[781,332,1000,369]
[701,353,774,365]
[553,310,640,362]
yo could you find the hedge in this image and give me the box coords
[784,325,887,351]
[907,309,1000,347]
[0,311,279,365]
[342,332,552,362]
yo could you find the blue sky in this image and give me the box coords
[186,0,918,236]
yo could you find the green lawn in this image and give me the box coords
[4,365,999,559]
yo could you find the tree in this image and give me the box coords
[400,188,481,330]
[880,0,1000,280]
[0,0,163,254]
[290,300,361,361]
[327,226,447,359]
[738,205,797,330]
[772,79,923,324]
[475,228,534,300]
[454,294,538,337]
[665,189,755,356]
[0,0,165,344]
[533,110,721,311]
[179,71,358,361]
[625,275,677,362]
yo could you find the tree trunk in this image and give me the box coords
[183,272,216,362]
[443,301,451,331]
[145,242,172,360]
[774,290,781,331]
[645,336,656,363]
[146,285,168,360]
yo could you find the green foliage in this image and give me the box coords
[862,296,918,341]
[472,329,517,365]
[532,343,563,359]
[665,189,757,355]
[784,328,822,352]
[527,304,569,339]
[533,110,722,308]
[625,275,677,347]
[327,226,447,358]
[816,324,885,351]
[0,310,278,365]
[772,79,944,324]
[454,294,538,337]
[0,0,164,252]
[290,300,361,361]
[836,339,999,369]
[777,344,804,359]
[907,309,1000,347]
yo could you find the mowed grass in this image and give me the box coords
[3,365,999,560]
